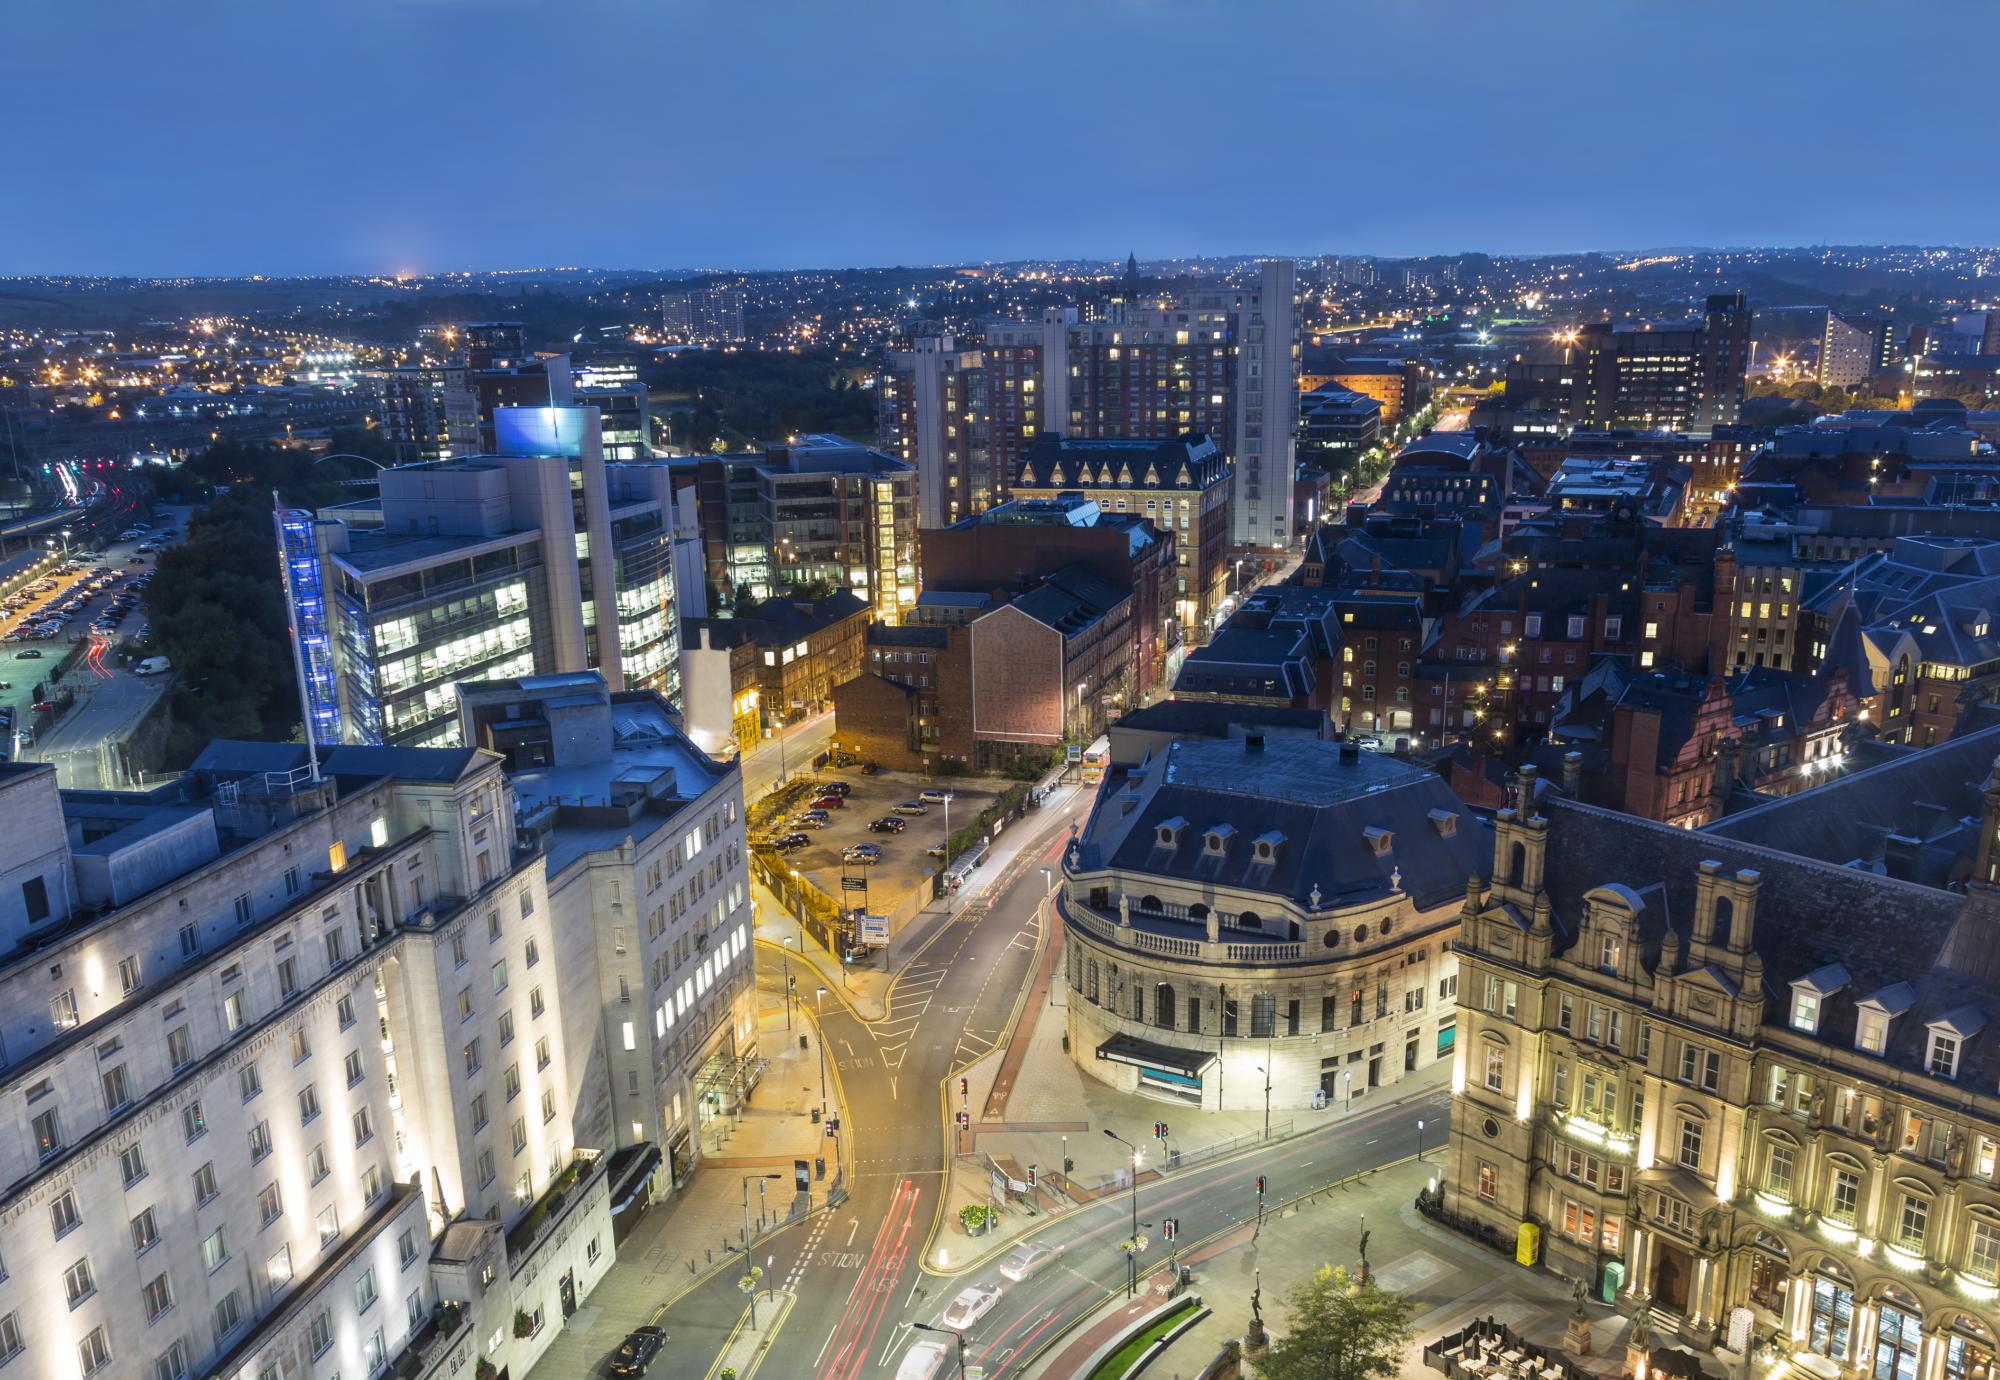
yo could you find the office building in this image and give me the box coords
[1819,312,1895,388]
[1056,734,1487,1110]
[278,406,681,749]
[573,375,652,460]
[666,437,919,625]
[1508,293,1751,434]
[1009,432,1233,630]
[1441,752,2000,1375]
[880,334,990,527]
[661,287,747,345]
[1299,354,1427,422]
[368,364,479,463]
[459,674,755,1177]
[1299,384,1383,472]
[0,736,607,1380]
[981,260,1299,547]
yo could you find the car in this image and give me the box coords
[926,846,947,860]
[894,801,929,815]
[810,794,845,810]
[918,788,953,803]
[895,1339,951,1380]
[607,1325,666,1377]
[14,649,42,659]
[940,1282,1002,1331]
[868,816,906,834]
[771,832,810,851]
[794,812,830,829]
[815,780,852,798]
[842,843,883,864]
[0,681,12,691]
[30,701,55,714]
[998,1241,1062,1282]
[859,762,882,775]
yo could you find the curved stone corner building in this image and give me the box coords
[1058,732,1490,1111]
[1445,749,2000,1377]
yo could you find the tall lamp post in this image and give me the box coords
[739,1172,782,1327]
[1255,1037,1273,1140]
[1103,1129,1148,1298]
[814,985,829,1114]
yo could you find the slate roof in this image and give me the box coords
[740,590,869,644]
[1079,737,1492,911]
[1013,433,1229,493]
[1702,722,2000,886]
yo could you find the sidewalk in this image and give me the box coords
[937,913,1449,1269]
[1025,1157,1631,1380]
[525,988,850,1379]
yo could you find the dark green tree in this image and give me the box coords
[1258,1266,1416,1380]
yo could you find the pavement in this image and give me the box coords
[525,980,856,1379]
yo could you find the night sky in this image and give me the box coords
[5,0,1995,276]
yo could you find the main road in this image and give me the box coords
[647,791,1444,1379]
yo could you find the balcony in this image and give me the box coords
[389,1301,471,1380]
[506,1149,607,1269]
[1061,895,1306,965]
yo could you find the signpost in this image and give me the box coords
[858,913,890,948]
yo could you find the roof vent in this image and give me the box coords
[1340,741,1360,764]
[1245,732,1265,753]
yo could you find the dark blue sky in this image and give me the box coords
[5,1,1994,276]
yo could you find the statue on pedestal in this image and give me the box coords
[1118,893,1131,927]
[1563,1277,1594,1356]
[1358,1227,1372,1286]
[1206,911,1220,943]
[1246,1268,1268,1355]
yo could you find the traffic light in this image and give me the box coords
[956,1110,970,1131]
[1163,1218,1179,1242]
[1063,1156,1075,1174]
[1254,1175,1266,1197]
[1026,1164,1037,1188]
[959,1077,969,1098]
[1154,1121,1169,1139]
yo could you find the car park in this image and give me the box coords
[607,1326,666,1377]
[918,788,952,803]
[868,816,906,833]
[940,1282,1002,1331]
[998,1241,1061,1282]
[894,800,929,815]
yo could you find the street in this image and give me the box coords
[566,779,1444,1380]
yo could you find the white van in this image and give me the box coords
[136,656,171,676]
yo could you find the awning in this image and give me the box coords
[1096,1033,1218,1079]
[608,1144,663,1215]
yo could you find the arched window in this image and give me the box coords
[1508,841,1527,887]
[1087,960,1100,1005]
[1154,984,1176,1030]
[1140,895,1162,913]
[1238,911,1262,932]
[1188,902,1210,921]
[1713,895,1734,946]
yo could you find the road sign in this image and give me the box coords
[858,913,890,948]
[839,876,867,892]
[1066,744,1082,762]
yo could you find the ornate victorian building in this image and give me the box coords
[1058,733,1488,1111]
[1445,759,2000,1380]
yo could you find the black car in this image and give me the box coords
[815,780,852,798]
[14,649,42,659]
[771,832,810,851]
[869,816,906,833]
[608,1326,666,1377]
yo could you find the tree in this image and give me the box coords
[1258,1266,1416,1380]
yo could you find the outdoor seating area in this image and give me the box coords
[1422,1316,1589,1380]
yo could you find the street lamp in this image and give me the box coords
[1416,1117,1427,1162]
[1343,1068,1353,1113]
[912,1321,969,1379]
[814,985,829,1113]
[1255,1039,1273,1140]
[738,1172,782,1327]
[1103,1129,1148,1298]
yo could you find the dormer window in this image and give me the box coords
[1154,816,1187,848]
[1428,808,1458,838]
[1203,824,1237,855]
[1854,982,1915,1056]
[1788,963,1850,1035]
[1252,830,1286,862]
[1363,827,1394,856]
[1925,1006,1985,1082]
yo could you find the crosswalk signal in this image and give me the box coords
[1153,1121,1169,1140]
[956,1110,970,1131]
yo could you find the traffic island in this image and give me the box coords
[706,1286,795,1380]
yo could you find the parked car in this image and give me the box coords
[940,1282,1002,1331]
[607,1325,666,1377]
[810,794,845,810]
[14,649,42,659]
[918,788,953,803]
[894,800,929,815]
[926,846,947,860]
[859,762,882,775]
[815,780,852,798]
[998,1241,1062,1282]
[771,832,811,851]
[794,811,831,829]
[895,1340,951,1380]
[842,843,883,864]
[868,817,906,834]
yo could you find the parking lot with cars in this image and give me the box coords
[761,765,1005,922]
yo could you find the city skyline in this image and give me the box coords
[5,0,1998,275]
